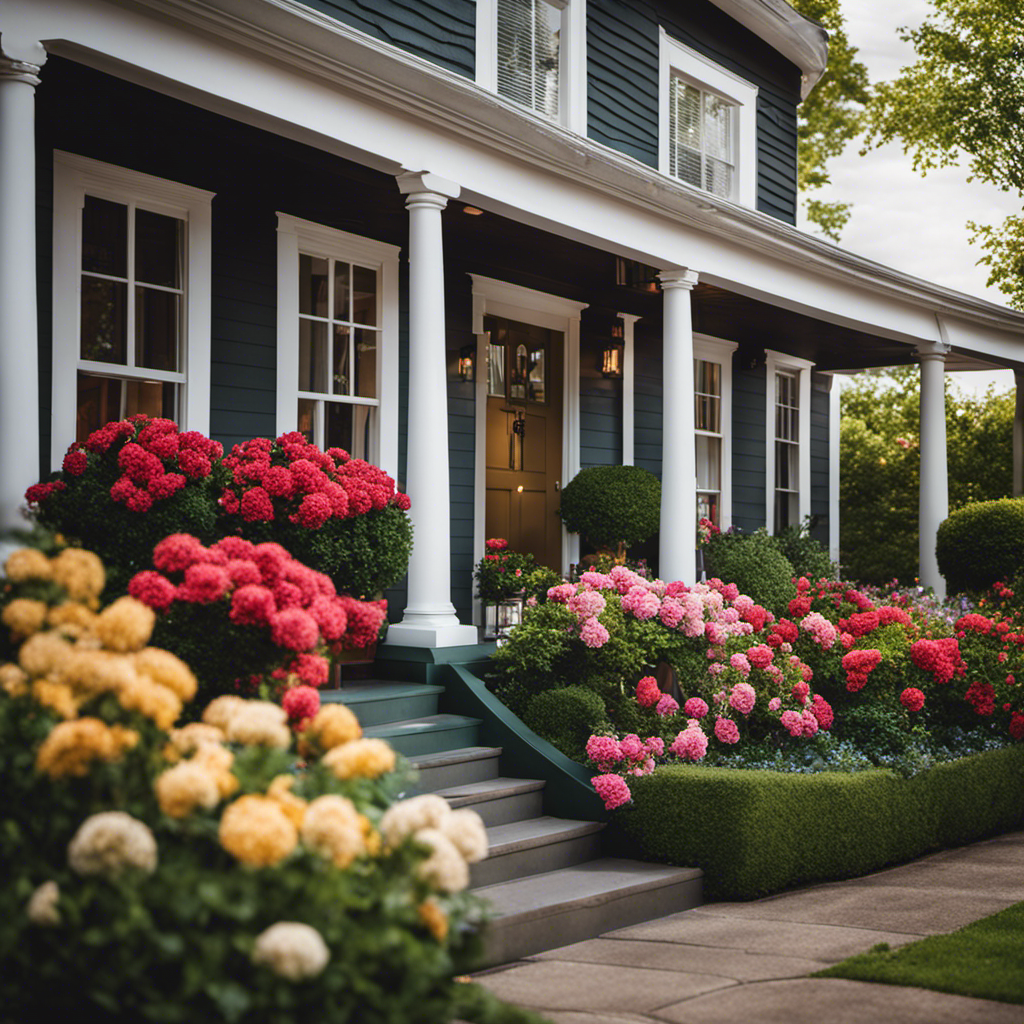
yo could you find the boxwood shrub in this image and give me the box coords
[702,529,796,616]
[610,746,1024,900]
[936,498,1024,594]
[558,465,661,554]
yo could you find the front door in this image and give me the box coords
[484,315,563,571]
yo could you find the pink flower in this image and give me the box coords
[580,616,610,649]
[579,571,615,590]
[177,563,231,604]
[622,586,661,620]
[780,710,803,737]
[768,697,782,711]
[658,596,684,629]
[618,734,644,760]
[569,589,607,620]
[229,584,277,627]
[713,717,740,745]
[644,736,665,757]
[308,596,348,641]
[282,685,321,725]
[586,735,622,769]
[636,676,661,708]
[290,653,330,688]
[270,607,320,651]
[746,644,773,670]
[547,584,576,604]
[810,694,834,729]
[683,697,709,719]
[791,681,810,705]
[729,682,756,716]
[655,694,680,717]
[729,653,751,678]
[900,687,926,712]
[592,774,632,811]
[152,533,207,574]
[669,723,708,761]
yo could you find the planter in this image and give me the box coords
[331,641,378,684]
[483,598,524,641]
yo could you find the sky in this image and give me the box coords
[796,0,1020,395]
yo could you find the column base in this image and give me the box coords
[383,621,480,648]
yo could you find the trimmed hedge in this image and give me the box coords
[936,498,1024,594]
[558,465,661,551]
[610,746,1024,900]
[703,530,796,615]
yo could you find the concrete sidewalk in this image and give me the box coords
[473,830,1024,1024]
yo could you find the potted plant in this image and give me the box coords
[473,539,535,639]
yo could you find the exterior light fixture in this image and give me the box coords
[462,205,484,216]
[601,320,625,378]
[458,344,475,381]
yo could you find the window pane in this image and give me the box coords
[77,372,174,444]
[299,254,329,317]
[297,397,317,442]
[354,328,377,399]
[326,401,376,461]
[775,490,798,531]
[333,325,351,396]
[696,434,721,491]
[776,440,798,490]
[334,260,351,322]
[135,287,180,372]
[352,265,377,326]
[81,278,127,364]
[697,492,719,526]
[510,343,528,400]
[135,209,183,288]
[703,95,733,161]
[299,319,329,393]
[497,0,560,118]
[669,78,702,187]
[488,342,506,397]
[528,346,546,403]
[704,156,733,199]
[82,196,127,278]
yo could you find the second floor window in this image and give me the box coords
[669,77,735,199]
[496,0,563,120]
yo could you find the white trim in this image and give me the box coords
[828,372,841,563]
[51,150,214,468]
[275,212,400,481]
[619,312,640,466]
[693,333,738,529]
[658,29,758,209]
[469,274,588,599]
[764,348,814,533]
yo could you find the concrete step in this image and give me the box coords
[474,858,704,967]
[471,817,605,888]
[409,746,503,792]
[362,713,482,757]
[320,682,445,727]
[435,777,546,827]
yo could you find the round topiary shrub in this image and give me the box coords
[558,466,661,558]
[703,530,796,616]
[521,685,611,763]
[936,498,1024,594]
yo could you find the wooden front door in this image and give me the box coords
[484,315,563,571]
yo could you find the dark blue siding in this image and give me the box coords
[633,325,663,478]
[732,364,765,532]
[294,0,476,78]
[810,372,831,546]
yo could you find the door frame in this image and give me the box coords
[469,274,588,622]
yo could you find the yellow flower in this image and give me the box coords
[418,898,449,942]
[2,599,49,639]
[47,602,97,632]
[4,548,53,583]
[134,648,197,702]
[267,775,308,828]
[301,795,366,868]
[168,722,225,756]
[192,742,238,799]
[322,738,396,780]
[31,679,79,720]
[202,694,248,731]
[64,649,138,698]
[302,704,362,753]
[50,549,105,604]
[117,676,182,730]
[0,662,29,698]
[18,632,73,678]
[35,717,134,778]
[219,795,298,867]
[155,761,221,818]
[94,597,155,653]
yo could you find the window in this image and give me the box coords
[693,336,736,529]
[476,0,586,131]
[276,215,399,480]
[51,152,213,465]
[765,350,813,533]
[659,30,758,208]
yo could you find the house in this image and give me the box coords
[3,0,1024,644]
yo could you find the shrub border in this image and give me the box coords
[609,745,1024,900]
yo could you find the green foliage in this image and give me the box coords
[816,901,1024,1004]
[703,530,796,616]
[772,519,835,582]
[522,686,611,763]
[558,466,661,554]
[863,0,1024,308]
[521,565,565,603]
[610,746,1024,899]
[474,541,536,603]
[840,369,1014,586]
[936,498,1024,594]
[788,0,871,240]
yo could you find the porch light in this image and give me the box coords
[601,321,625,378]
[458,344,475,381]
[462,205,484,216]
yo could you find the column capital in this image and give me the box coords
[0,57,43,87]
[658,267,699,291]
[396,170,460,201]
[915,340,951,361]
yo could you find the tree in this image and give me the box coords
[864,0,1024,308]
[789,0,871,241]
[840,368,1013,586]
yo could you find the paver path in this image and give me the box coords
[473,830,1024,1024]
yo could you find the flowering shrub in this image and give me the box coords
[473,538,537,603]
[125,534,385,709]
[0,545,535,1024]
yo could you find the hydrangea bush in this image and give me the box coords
[0,546,541,1024]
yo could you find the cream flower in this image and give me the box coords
[47,601,97,632]
[300,795,365,868]
[219,795,297,867]
[321,737,396,780]
[202,694,248,731]
[155,760,221,818]
[64,649,138,697]
[4,547,53,582]
[26,881,61,926]
[50,548,105,604]
[168,722,225,756]
[192,742,238,799]
[134,648,197,702]
[251,922,329,981]
[117,676,181,730]
[18,632,73,678]
[226,701,291,749]
[31,679,78,720]
[379,794,451,848]
[67,811,157,878]
[413,828,469,893]
[94,596,155,653]
[440,808,489,864]
[2,598,49,638]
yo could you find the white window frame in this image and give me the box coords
[51,151,213,468]
[694,334,737,530]
[658,29,758,208]
[765,349,814,533]
[275,214,399,482]
[476,0,587,133]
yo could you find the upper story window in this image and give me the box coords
[659,30,758,208]
[765,350,814,533]
[476,0,586,132]
[276,215,400,481]
[51,152,213,465]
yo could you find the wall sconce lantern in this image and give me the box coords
[601,320,624,378]
[458,344,476,382]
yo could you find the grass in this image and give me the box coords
[814,901,1024,1004]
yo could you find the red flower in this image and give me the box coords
[955,613,995,636]
[788,596,812,619]
[282,684,321,724]
[810,694,833,729]
[147,473,186,500]
[910,637,963,685]
[394,492,411,510]
[289,492,332,529]
[965,681,996,716]
[270,607,320,651]
[240,486,275,522]
[229,584,277,627]
[176,448,212,479]
[791,681,810,705]
[289,653,330,688]
[1009,712,1024,741]
[841,649,882,693]
[844,611,881,638]
[747,644,773,670]
[636,676,661,708]
[25,481,67,504]
[308,596,348,641]
[128,570,178,612]
[62,450,88,476]
[900,687,926,712]
[486,538,509,552]
[178,563,232,604]
[153,534,208,573]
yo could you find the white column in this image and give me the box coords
[658,268,699,584]
[619,313,640,467]
[1014,370,1024,498]
[387,171,477,648]
[917,341,950,599]
[0,44,46,549]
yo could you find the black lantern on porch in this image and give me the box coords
[601,320,624,378]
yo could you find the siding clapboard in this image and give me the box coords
[810,372,831,546]
[731,363,766,532]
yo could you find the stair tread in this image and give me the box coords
[321,683,445,704]
[435,777,545,805]
[409,746,502,769]
[474,858,703,920]
[363,714,482,738]
[485,816,605,856]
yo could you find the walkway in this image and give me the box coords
[473,829,1024,1024]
